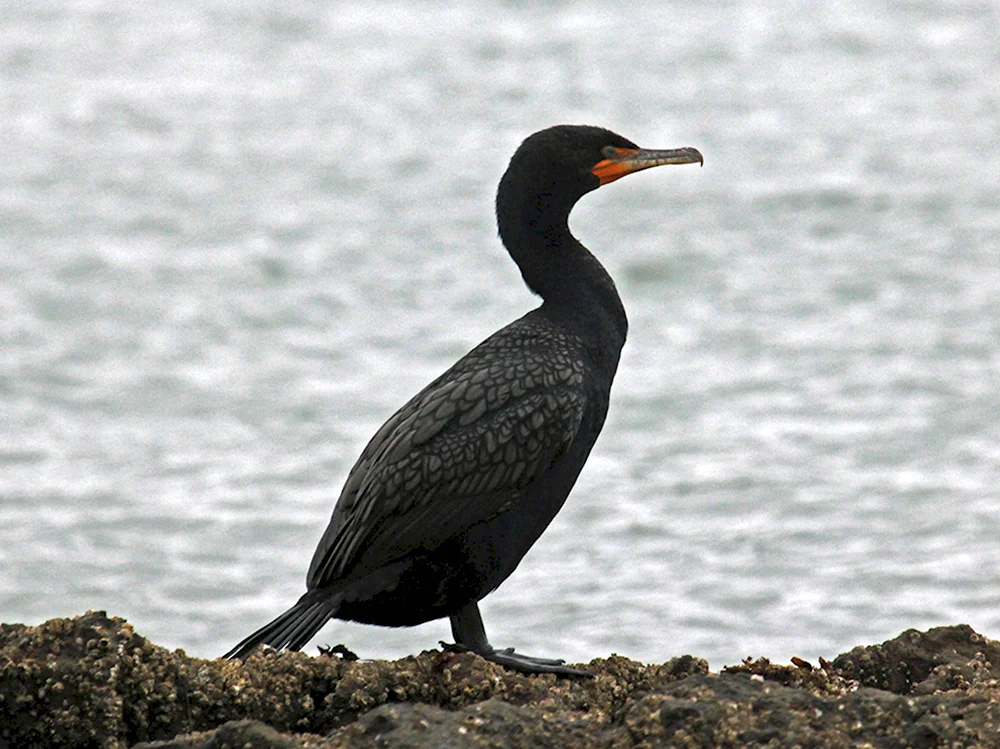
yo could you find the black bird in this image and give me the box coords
[225,125,702,676]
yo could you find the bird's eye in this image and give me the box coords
[601,146,618,159]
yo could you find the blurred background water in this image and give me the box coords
[1,0,998,669]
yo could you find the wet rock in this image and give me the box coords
[2,612,1000,748]
[134,720,303,749]
[830,624,1000,694]
[340,699,605,748]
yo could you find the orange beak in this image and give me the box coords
[591,146,703,186]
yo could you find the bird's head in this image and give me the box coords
[498,124,703,218]
[495,124,703,306]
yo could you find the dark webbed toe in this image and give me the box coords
[441,639,592,677]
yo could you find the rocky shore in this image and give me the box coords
[2,611,999,748]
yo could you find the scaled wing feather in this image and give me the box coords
[306,336,586,589]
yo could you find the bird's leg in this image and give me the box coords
[444,601,593,678]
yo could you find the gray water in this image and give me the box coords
[2,0,999,670]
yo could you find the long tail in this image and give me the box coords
[224,592,341,660]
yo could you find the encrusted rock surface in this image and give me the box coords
[2,612,999,748]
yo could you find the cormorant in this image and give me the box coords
[225,125,702,676]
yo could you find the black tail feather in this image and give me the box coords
[224,593,339,660]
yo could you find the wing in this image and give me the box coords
[306,330,587,590]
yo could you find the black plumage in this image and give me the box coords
[225,125,702,676]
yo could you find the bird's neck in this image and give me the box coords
[498,206,628,357]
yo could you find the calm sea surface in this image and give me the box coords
[2,0,998,669]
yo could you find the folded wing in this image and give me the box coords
[307,342,586,589]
